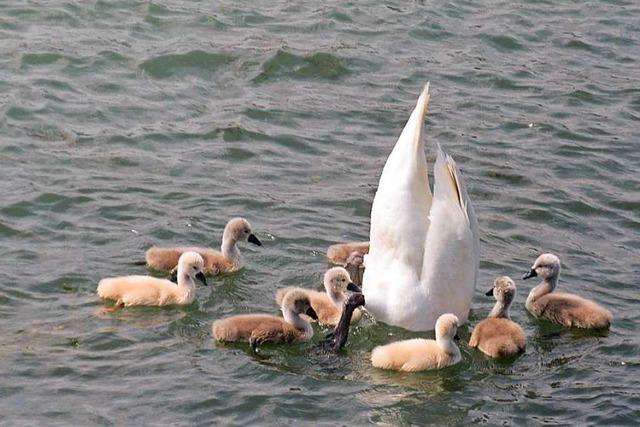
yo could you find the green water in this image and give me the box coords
[1,0,639,425]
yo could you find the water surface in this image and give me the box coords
[1,0,639,425]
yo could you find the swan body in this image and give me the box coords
[97,251,208,307]
[363,84,479,331]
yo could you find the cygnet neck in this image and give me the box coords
[175,264,197,304]
[325,283,345,307]
[221,230,242,264]
[527,275,558,306]
[488,299,511,319]
[436,332,459,357]
[283,307,313,340]
[176,263,196,289]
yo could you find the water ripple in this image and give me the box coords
[0,0,639,425]
[253,50,350,83]
[139,50,233,79]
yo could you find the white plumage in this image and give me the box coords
[363,84,480,331]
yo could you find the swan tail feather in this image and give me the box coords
[434,145,470,224]
[407,83,430,159]
[367,84,433,274]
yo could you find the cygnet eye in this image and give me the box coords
[244,228,250,233]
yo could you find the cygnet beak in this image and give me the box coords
[306,306,318,320]
[522,269,537,280]
[485,288,494,296]
[346,282,362,293]
[195,272,208,286]
[248,234,262,246]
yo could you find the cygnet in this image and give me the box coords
[469,276,526,358]
[371,313,461,372]
[522,253,612,329]
[97,251,208,307]
[326,241,369,265]
[212,289,318,349]
[275,267,362,326]
[145,217,262,275]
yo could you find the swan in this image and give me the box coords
[522,253,612,329]
[274,267,362,326]
[212,289,318,349]
[144,217,262,275]
[370,313,461,372]
[362,84,479,331]
[97,251,208,307]
[469,276,526,358]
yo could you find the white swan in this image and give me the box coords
[362,84,479,331]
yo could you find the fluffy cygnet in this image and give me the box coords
[145,217,262,275]
[522,253,612,329]
[344,251,365,288]
[97,251,208,307]
[326,241,369,265]
[212,289,318,349]
[274,267,362,327]
[469,276,526,358]
[371,313,461,372]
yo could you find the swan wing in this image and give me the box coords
[366,84,432,275]
[418,145,479,327]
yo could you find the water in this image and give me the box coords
[1,0,639,424]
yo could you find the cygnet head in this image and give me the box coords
[178,251,208,286]
[324,267,361,296]
[345,251,365,268]
[224,217,262,246]
[435,313,459,342]
[522,253,561,282]
[282,289,318,320]
[486,276,516,306]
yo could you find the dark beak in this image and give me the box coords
[454,333,460,342]
[346,282,362,293]
[306,306,318,320]
[522,269,537,280]
[195,272,208,286]
[248,234,262,246]
[485,288,494,296]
